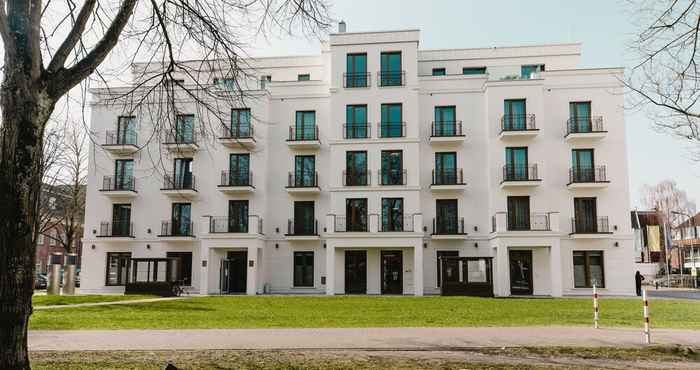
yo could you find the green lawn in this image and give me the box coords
[33,294,154,307]
[29,296,700,330]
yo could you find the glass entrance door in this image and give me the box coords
[509,250,533,295]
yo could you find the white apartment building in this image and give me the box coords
[81,28,636,297]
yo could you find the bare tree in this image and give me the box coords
[0,1,331,368]
[641,180,697,224]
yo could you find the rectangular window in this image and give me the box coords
[436,250,459,287]
[571,149,595,182]
[106,252,131,286]
[505,147,529,181]
[463,67,487,75]
[521,64,545,79]
[294,156,316,187]
[434,152,457,185]
[293,201,315,235]
[573,251,605,288]
[214,78,236,89]
[436,199,459,234]
[434,106,457,136]
[346,53,367,87]
[229,153,250,186]
[345,104,368,138]
[293,251,314,287]
[380,51,402,86]
[228,200,249,233]
[117,116,137,145]
[432,68,446,76]
[569,102,592,133]
[49,229,58,246]
[380,103,403,138]
[381,198,404,232]
[294,111,316,140]
[381,150,403,185]
[230,109,251,138]
[503,99,527,130]
[297,74,310,81]
[171,203,192,236]
[574,197,598,233]
[172,158,194,189]
[260,75,271,89]
[345,151,368,186]
[112,204,132,236]
[174,114,195,143]
[346,198,368,232]
[36,233,44,245]
[114,159,134,190]
[507,196,530,231]
[467,259,489,283]
[166,252,193,286]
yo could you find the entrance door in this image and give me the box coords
[509,250,533,295]
[344,250,367,294]
[166,252,192,286]
[381,251,403,294]
[221,251,247,294]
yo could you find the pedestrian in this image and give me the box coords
[635,271,645,296]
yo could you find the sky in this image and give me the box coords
[240,0,700,209]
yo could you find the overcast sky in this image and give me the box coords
[241,0,699,208]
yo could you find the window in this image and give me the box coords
[230,109,251,138]
[569,102,592,133]
[379,51,402,86]
[503,99,527,130]
[345,151,368,186]
[48,197,56,210]
[293,201,315,235]
[434,152,457,185]
[106,252,131,286]
[293,251,314,287]
[171,203,192,236]
[380,150,403,185]
[114,159,134,190]
[507,196,530,231]
[463,67,487,75]
[346,198,368,232]
[436,199,459,234]
[294,111,316,140]
[214,78,236,89]
[229,153,250,186]
[36,233,44,245]
[467,259,489,283]
[172,158,194,189]
[112,204,131,236]
[573,251,605,288]
[432,68,446,76]
[574,198,598,233]
[436,250,459,287]
[174,114,195,143]
[380,103,403,137]
[49,229,58,246]
[294,156,316,187]
[117,116,137,145]
[434,106,457,136]
[297,74,310,81]
[381,198,404,232]
[167,252,193,286]
[260,75,272,89]
[346,53,367,87]
[571,149,594,182]
[505,147,529,181]
[345,104,368,139]
[228,200,249,233]
[521,64,545,79]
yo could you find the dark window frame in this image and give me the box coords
[573,250,605,288]
[293,251,315,287]
[105,252,131,286]
[432,68,446,76]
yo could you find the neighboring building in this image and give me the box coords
[671,212,700,273]
[81,28,635,296]
[36,185,85,273]
[631,210,667,278]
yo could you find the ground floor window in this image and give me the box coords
[106,252,131,286]
[293,251,314,287]
[573,250,605,288]
[167,252,193,286]
[436,250,458,287]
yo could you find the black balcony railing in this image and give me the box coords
[287,171,319,188]
[378,169,406,186]
[220,170,253,187]
[98,221,134,237]
[101,176,136,192]
[221,124,253,139]
[568,166,608,184]
[432,216,465,235]
[343,72,370,88]
[288,125,319,141]
[105,130,137,146]
[378,70,405,87]
[343,123,371,139]
[571,216,610,234]
[159,221,194,237]
[432,169,465,185]
[209,216,257,233]
[501,114,537,132]
[506,212,551,231]
[287,219,319,236]
[332,215,369,232]
[566,116,605,135]
[378,122,406,138]
[502,164,540,182]
[162,173,197,191]
[343,169,371,186]
[431,121,464,137]
[379,214,416,232]
[164,130,197,145]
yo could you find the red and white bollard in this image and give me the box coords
[643,288,651,344]
[593,283,599,329]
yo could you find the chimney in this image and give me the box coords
[338,21,346,33]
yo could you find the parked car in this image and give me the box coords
[35,273,47,290]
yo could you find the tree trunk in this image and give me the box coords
[0,74,54,369]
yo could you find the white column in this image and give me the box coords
[494,244,509,297]
[549,243,563,297]
[413,243,424,296]
[326,244,335,295]
[246,246,258,295]
[199,245,210,295]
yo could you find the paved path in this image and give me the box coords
[648,288,700,300]
[28,326,700,351]
[33,297,186,310]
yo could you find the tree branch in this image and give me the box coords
[46,0,97,73]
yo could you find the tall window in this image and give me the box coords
[436,199,459,234]
[294,156,316,187]
[114,159,134,190]
[294,201,315,235]
[228,200,249,233]
[229,153,250,186]
[569,102,592,133]
[112,204,131,236]
[380,51,402,86]
[503,99,527,130]
[345,104,368,139]
[434,106,457,136]
[573,251,605,288]
[346,53,367,87]
[381,150,403,185]
[171,203,192,236]
[380,103,403,138]
[294,111,316,140]
[434,152,457,185]
[436,250,459,287]
[345,151,368,186]
[106,252,131,286]
[230,109,251,138]
[381,198,404,232]
[346,198,368,232]
[574,198,598,233]
[293,251,314,287]
[175,114,195,143]
[167,252,193,286]
[507,196,530,231]
[117,116,137,145]
[571,149,594,182]
[505,147,528,181]
[173,158,194,189]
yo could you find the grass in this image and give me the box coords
[32,294,155,307]
[29,295,700,330]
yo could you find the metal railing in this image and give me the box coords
[343,72,371,88]
[209,215,263,234]
[287,125,319,141]
[432,216,465,235]
[159,221,194,237]
[566,116,604,135]
[343,123,371,139]
[333,215,368,232]
[220,170,253,187]
[221,124,253,139]
[105,130,137,146]
[506,212,551,231]
[98,221,134,237]
[162,173,197,191]
[378,122,406,138]
[502,164,540,182]
[287,171,319,188]
[377,70,405,87]
[378,169,406,186]
[343,169,371,186]
[431,121,464,137]
[501,114,537,132]
[164,130,197,145]
[571,216,610,234]
[101,176,136,192]
[568,166,607,184]
[432,169,465,185]
[379,214,416,232]
[287,219,319,236]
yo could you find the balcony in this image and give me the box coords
[160,174,198,198]
[377,70,405,87]
[286,171,320,194]
[332,215,368,233]
[378,214,417,233]
[218,124,255,148]
[286,125,320,149]
[429,121,465,144]
[430,169,467,191]
[570,216,612,238]
[285,219,320,240]
[567,166,610,189]
[163,131,198,153]
[378,169,406,186]
[431,217,467,239]
[343,169,371,187]
[102,131,138,155]
[343,72,371,88]
[500,164,542,188]
[96,221,135,240]
[343,123,372,139]
[158,221,195,240]
[99,176,137,198]
[499,114,538,139]
[209,215,263,235]
[565,117,606,142]
[377,122,406,138]
[218,171,254,193]
[491,212,557,233]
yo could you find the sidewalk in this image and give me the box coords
[28,326,700,351]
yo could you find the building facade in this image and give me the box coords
[81,28,635,296]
